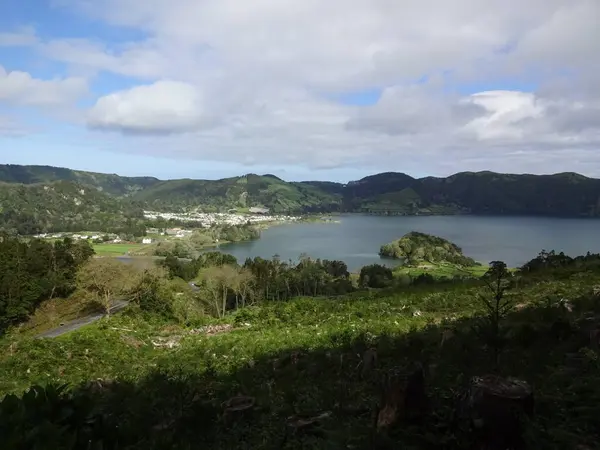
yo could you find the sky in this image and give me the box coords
[0,0,599,182]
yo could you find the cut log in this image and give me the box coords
[456,375,533,450]
[375,364,429,430]
[222,395,255,413]
[286,411,331,430]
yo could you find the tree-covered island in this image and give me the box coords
[379,231,477,266]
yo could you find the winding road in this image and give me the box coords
[36,282,199,338]
[36,300,130,338]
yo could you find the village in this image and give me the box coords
[142,208,301,227]
[31,209,302,251]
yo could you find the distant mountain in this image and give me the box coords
[1,163,600,234]
[133,173,342,213]
[0,164,159,196]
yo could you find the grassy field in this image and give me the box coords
[393,262,490,279]
[2,270,600,449]
[92,243,150,256]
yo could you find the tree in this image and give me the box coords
[359,264,393,288]
[234,267,255,308]
[196,265,239,318]
[129,267,173,317]
[0,235,93,332]
[76,259,138,315]
[477,260,514,367]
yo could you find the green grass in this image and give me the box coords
[393,262,490,278]
[2,271,600,448]
[92,243,150,256]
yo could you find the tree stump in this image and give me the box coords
[456,375,533,450]
[222,396,255,425]
[375,364,428,431]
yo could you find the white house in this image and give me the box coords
[142,238,152,244]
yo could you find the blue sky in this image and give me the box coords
[1,0,598,180]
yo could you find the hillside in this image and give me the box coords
[0,181,144,235]
[0,164,159,196]
[1,164,600,232]
[134,174,342,213]
[1,257,600,449]
[345,171,600,216]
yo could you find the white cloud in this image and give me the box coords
[0,66,87,107]
[87,81,215,133]
[4,0,600,175]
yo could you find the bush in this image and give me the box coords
[129,269,175,317]
[359,264,393,288]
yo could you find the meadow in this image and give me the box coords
[92,242,151,256]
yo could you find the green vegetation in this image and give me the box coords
[379,231,477,267]
[149,223,260,258]
[0,180,146,235]
[394,262,489,279]
[2,164,600,235]
[0,235,94,333]
[92,243,150,256]
[337,170,600,216]
[2,249,600,448]
[133,173,342,213]
[0,164,158,196]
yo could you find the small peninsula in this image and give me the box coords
[379,231,477,267]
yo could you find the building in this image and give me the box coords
[142,238,152,244]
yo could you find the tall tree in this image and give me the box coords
[76,259,137,315]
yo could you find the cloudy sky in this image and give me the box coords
[0,0,599,181]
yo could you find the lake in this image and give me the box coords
[212,215,600,271]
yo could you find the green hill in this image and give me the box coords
[0,164,159,196]
[1,164,600,233]
[133,174,343,213]
[0,180,144,234]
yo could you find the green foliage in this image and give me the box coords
[474,261,514,366]
[0,180,147,235]
[520,249,600,275]
[0,236,94,332]
[0,164,159,195]
[132,173,343,213]
[76,258,138,314]
[359,264,393,288]
[380,231,477,266]
[2,262,600,449]
[341,170,600,216]
[0,384,99,449]
[159,252,238,281]
[128,268,175,318]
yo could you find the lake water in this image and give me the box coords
[212,215,600,271]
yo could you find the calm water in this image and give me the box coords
[212,215,600,271]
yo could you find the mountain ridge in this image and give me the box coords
[1,163,600,234]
